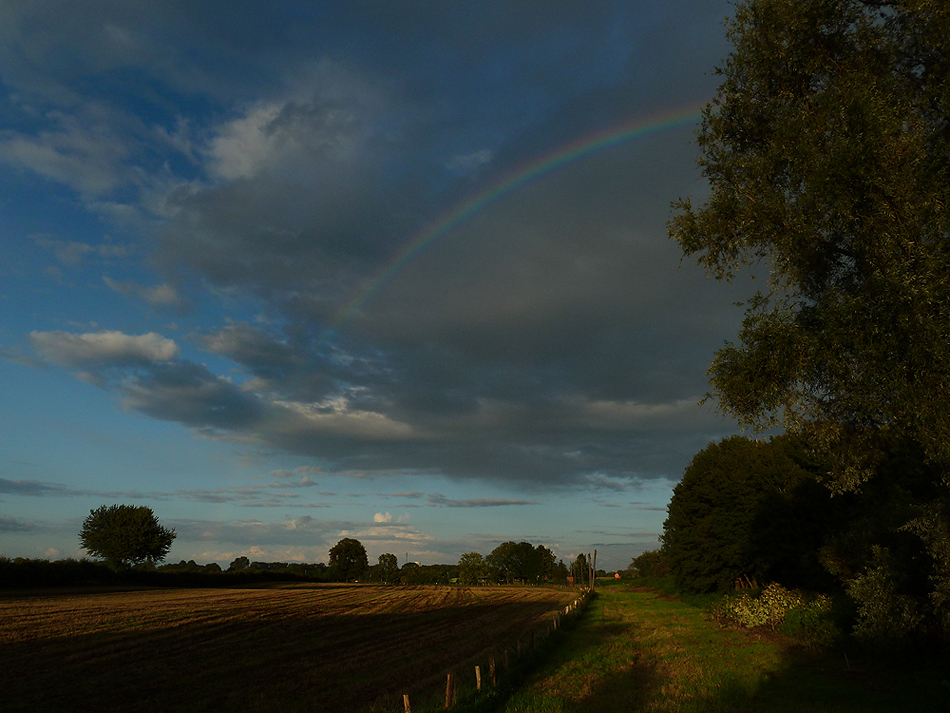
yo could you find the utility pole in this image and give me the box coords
[592,549,597,590]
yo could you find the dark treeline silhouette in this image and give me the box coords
[0,555,466,589]
[0,555,332,589]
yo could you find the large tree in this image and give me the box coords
[327,538,368,582]
[485,541,558,584]
[79,504,176,570]
[670,0,950,485]
[669,0,950,634]
[377,553,399,584]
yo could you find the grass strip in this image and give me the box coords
[492,584,949,713]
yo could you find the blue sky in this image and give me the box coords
[0,1,750,570]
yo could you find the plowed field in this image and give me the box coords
[0,584,577,712]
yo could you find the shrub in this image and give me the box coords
[846,545,924,643]
[712,582,834,639]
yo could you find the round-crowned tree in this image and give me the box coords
[79,504,176,570]
[328,537,368,582]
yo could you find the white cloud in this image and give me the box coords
[275,398,422,441]
[30,330,180,367]
[206,102,284,181]
[373,512,392,523]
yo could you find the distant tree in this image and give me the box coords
[630,550,669,578]
[399,561,422,585]
[328,538,368,581]
[532,545,559,583]
[79,504,176,570]
[377,553,399,584]
[571,553,589,586]
[458,552,488,585]
[228,556,250,572]
[486,541,533,584]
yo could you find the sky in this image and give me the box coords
[0,1,752,571]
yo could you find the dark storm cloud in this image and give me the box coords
[120,361,269,431]
[13,1,746,490]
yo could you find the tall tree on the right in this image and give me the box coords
[669,0,950,641]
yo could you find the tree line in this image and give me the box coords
[457,541,571,585]
[3,513,581,590]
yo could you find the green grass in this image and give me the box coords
[495,584,950,712]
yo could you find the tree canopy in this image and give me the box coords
[662,435,834,593]
[669,0,950,637]
[485,541,559,584]
[327,538,368,581]
[669,0,950,487]
[377,553,399,584]
[79,504,176,570]
[458,552,488,585]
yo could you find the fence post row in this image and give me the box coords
[407,590,592,709]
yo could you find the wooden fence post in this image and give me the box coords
[445,672,455,709]
[475,665,482,692]
[403,693,411,713]
[490,656,496,686]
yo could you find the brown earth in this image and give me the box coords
[0,583,578,712]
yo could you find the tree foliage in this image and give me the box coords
[571,553,589,586]
[377,553,399,584]
[485,541,560,584]
[79,504,176,570]
[669,0,950,638]
[630,549,669,579]
[663,436,834,592]
[458,552,488,585]
[327,538,368,581]
[669,0,950,487]
[228,556,250,572]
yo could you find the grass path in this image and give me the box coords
[499,584,948,712]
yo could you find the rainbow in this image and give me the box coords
[333,105,704,329]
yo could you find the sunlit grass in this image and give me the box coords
[498,584,948,712]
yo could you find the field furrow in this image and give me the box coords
[0,583,576,712]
